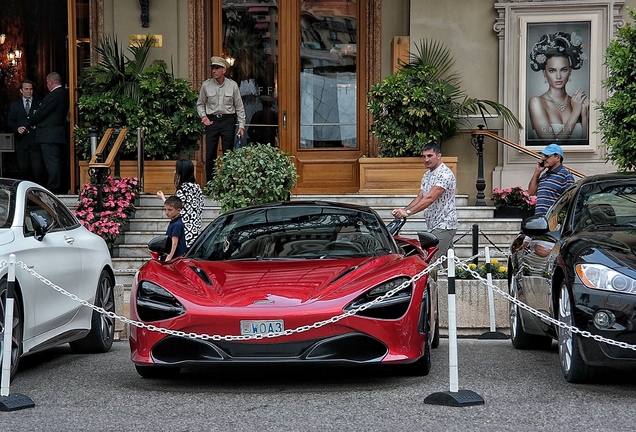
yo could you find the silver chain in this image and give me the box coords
[453,259,636,351]
[13,256,447,342]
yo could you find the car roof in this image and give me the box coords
[578,172,636,185]
[222,200,376,216]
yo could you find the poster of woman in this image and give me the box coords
[525,22,591,147]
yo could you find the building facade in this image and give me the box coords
[0,0,632,196]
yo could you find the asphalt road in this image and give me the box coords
[3,338,636,432]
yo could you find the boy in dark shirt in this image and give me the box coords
[163,195,187,260]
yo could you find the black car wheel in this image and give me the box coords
[70,270,115,353]
[557,282,596,383]
[0,279,23,380]
[135,365,181,379]
[509,274,552,350]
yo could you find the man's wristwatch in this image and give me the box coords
[405,209,411,216]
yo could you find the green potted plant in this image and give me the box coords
[367,39,522,157]
[73,35,204,191]
[205,144,298,213]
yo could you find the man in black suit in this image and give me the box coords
[7,79,45,184]
[28,72,69,194]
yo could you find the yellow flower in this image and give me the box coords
[498,266,507,274]
[468,263,477,270]
[490,259,499,266]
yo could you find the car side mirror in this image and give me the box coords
[148,235,172,260]
[30,211,48,241]
[521,215,549,236]
[417,231,440,249]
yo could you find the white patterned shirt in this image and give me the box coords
[421,162,458,230]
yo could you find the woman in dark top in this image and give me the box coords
[157,159,205,248]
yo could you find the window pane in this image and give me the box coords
[300,0,357,149]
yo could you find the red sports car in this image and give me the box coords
[129,201,440,378]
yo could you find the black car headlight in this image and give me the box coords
[136,280,186,322]
[576,264,636,295]
[345,277,413,319]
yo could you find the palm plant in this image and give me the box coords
[368,39,521,157]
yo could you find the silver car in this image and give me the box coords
[0,179,115,378]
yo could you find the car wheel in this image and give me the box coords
[69,270,115,354]
[558,282,596,383]
[431,292,440,349]
[509,274,552,350]
[135,365,181,379]
[0,279,23,380]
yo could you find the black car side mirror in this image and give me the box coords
[521,215,550,236]
[30,211,49,241]
[148,235,172,258]
[417,231,440,249]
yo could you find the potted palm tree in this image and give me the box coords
[362,39,521,193]
[74,35,204,192]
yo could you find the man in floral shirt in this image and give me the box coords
[392,144,458,259]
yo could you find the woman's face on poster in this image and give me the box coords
[542,55,572,90]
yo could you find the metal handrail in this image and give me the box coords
[88,127,129,167]
[471,129,586,178]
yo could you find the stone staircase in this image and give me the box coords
[61,193,519,289]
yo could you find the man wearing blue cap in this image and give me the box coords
[528,143,575,216]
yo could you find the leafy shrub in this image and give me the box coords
[74,35,203,161]
[598,8,636,170]
[205,144,298,213]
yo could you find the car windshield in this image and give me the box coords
[188,205,395,261]
[573,182,636,231]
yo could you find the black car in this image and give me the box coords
[508,173,636,383]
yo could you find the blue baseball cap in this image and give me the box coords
[541,143,563,157]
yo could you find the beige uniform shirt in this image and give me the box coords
[196,77,246,129]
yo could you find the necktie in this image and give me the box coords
[25,98,30,112]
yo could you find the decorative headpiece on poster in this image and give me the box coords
[529,31,586,72]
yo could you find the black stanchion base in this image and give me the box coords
[424,390,485,407]
[0,393,35,411]
[478,331,509,340]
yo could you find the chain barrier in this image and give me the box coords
[453,258,636,352]
[478,229,507,255]
[14,255,447,342]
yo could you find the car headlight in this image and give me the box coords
[345,277,412,319]
[575,264,636,294]
[136,280,186,322]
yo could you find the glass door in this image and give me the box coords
[222,1,279,148]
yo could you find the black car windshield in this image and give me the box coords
[188,205,395,261]
[573,183,636,231]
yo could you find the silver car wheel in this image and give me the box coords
[558,285,573,375]
[509,275,520,340]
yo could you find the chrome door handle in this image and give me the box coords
[64,236,75,245]
[283,110,287,129]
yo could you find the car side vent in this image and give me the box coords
[190,266,213,286]
[330,263,366,284]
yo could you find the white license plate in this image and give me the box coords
[240,320,285,335]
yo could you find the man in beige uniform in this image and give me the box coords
[197,56,246,181]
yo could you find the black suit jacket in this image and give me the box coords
[28,86,69,144]
[7,97,39,150]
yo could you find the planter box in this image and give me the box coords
[78,160,204,194]
[494,206,534,219]
[359,157,458,194]
[437,278,509,337]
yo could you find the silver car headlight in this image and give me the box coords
[576,263,636,294]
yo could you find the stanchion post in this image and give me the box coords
[472,224,479,265]
[478,246,509,340]
[0,254,35,411]
[424,249,484,407]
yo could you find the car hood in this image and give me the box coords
[144,255,415,307]
[571,229,636,270]
[0,229,15,247]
